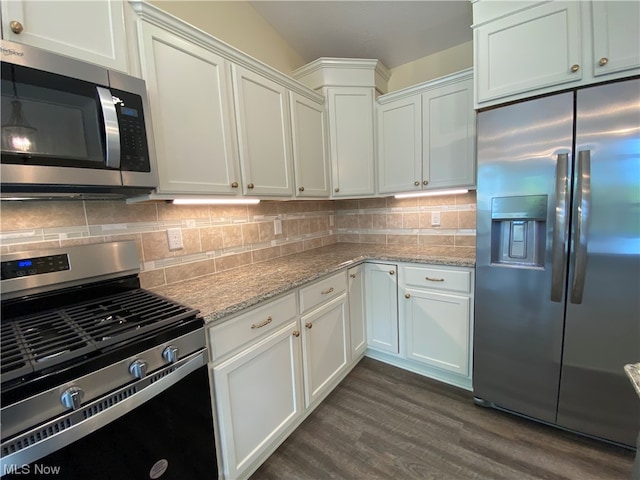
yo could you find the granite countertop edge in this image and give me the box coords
[150,244,475,326]
[624,363,640,398]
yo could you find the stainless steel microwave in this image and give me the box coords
[0,40,158,198]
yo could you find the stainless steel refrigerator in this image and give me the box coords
[474,77,640,447]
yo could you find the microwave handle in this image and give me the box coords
[96,86,120,169]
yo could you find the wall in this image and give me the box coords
[0,200,336,289]
[387,41,473,92]
[335,192,476,258]
[149,0,305,75]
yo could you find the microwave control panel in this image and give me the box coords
[112,88,151,173]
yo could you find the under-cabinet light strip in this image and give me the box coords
[394,188,469,199]
[172,198,260,205]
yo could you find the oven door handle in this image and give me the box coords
[97,86,121,169]
[0,349,207,470]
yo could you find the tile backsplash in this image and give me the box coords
[0,193,475,288]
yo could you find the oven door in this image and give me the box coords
[1,353,218,480]
[0,61,121,188]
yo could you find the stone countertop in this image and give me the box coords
[625,363,640,398]
[151,243,475,324]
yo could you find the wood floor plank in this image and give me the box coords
[251,357,635,480]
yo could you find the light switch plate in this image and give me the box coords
[274,219,282,235]
[167,228,183,250]
[431,211,441,226]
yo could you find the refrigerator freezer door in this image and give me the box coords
[474,92,574,422]
[557,78,640,447]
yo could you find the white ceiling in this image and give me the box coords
[249,1,473,69]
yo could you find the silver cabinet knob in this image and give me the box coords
[299,186,305,192]
[231,181,239,188]
[129,359,148,379]
[570,64,580,73]
[162,346,179,364]
[389,270,395,275]
[405,293,411,299]
[334,187,340,193]
[61,386,85,410]
[10,21,24,34]
[247,183,255,189]
[423,180,428,186]
[414,181,420,186]
[598,57,608,67]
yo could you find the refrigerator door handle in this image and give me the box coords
[570,150,591,304]
[551,153,570,302]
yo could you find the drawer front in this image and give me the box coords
[299,271,347,313]
[209,293,297,361]
[403,266,470,293]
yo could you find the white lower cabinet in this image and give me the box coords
[404,289,470,376]
[301,293,350,408]
[365,263,399,354]
[213,320,303,480]
[347,265,366,359]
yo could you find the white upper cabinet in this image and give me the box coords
[289,92,330,197]
[1,0,129,72]
[326,87,376,197]
[590,1,640,78]
[473,0,640,107]
[136,22,241,195]
[233,65,294,197]
[377,70,475,195]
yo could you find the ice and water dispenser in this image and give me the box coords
[490,195,547,268]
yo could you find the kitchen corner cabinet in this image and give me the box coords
[136,21,241,195]
[347,264,367,359]
[1,0,129,72]
[365,263,399,354]
[377,70,475,194]
[233,65,294,197]
[326,87,376,197]
[473,0,640,107]
[289,92,330,197]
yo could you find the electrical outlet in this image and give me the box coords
[329,215,335,227]
[167,228,183,250]
[274,219,283,235]
[431,211,441,227]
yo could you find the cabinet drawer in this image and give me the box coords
[299,271,347,313]
[403,266,470,293]
[208,293,297,361]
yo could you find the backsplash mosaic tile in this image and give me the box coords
[0,193,476,288]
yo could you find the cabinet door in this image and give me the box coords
[404,288,470,376]
[326,88,375,197]
[289,92,330,197]
[377,95,422,194]
[1,0,128,72]
[422,78,475,189]
[591,1,640,78]
[347,265,366,359]
[138,23,241,194]
[365,263,399,354]
[233,65,294,196]
[301,294,349,408]
[475,1,583,103]
[213,321,303,480]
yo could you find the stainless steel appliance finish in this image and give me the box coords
[0,241,217,477]
[474,78,640,447]
[0,39,158,198]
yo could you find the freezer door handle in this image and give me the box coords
[571,150,591,304]
[551,153,570,302]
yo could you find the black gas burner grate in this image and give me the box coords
[1,289,197,384]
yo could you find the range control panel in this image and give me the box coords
[1,254,70,280]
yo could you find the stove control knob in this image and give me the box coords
[162,346,179,364]
[129,359,148,379]
[61,386,85,411]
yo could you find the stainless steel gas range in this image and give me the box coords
[0,241,218,479]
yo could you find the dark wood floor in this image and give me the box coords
[251,357,634,480]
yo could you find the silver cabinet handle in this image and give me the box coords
[570,64,580,73]
[321,287,334,295]
[349,273,356,278]
[598,57,608,67]
[97,87,120,169]
[551,153,570,302]
[571,150,591,304]
[425,277,444,282]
